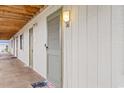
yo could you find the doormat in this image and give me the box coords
[0,56,17,60]
[10,56,17,59]
[31,80,55,88]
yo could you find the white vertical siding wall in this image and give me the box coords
[78,5,87,88]
[71,6,79,87]
[9,5,124,88]
[98,6,112,88]
[87,6,98,87]
[63,5,124,88]
[112,6,124,88]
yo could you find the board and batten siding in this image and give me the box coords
[63,5,124,88]
[112,6,124,88]
[9,5,124,88]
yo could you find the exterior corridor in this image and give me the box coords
[0,52,44,88]
[3,5,124,87]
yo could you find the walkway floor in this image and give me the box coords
[0,52,44,88]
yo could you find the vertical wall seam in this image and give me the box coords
[86,5,88,87]
[65,7,69,87]
[97,5,99,88]
[98,5,100,88]
[71,6,74,87]
[66,6,68,88]
[76,5,79,87]
[111,5,112,88]
[70,5,72,88]
[77,5,79,87]
[64,6,68,87]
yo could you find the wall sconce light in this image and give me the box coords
[63,11,70,27]
[33,23,38,27]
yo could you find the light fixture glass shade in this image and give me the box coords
[63,11,70,22]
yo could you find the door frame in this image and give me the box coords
[13,37,15,56]
[46,8,63,87]
[16,36,18,57]
[29,27,33,68]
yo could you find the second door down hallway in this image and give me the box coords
[0,5,124,88]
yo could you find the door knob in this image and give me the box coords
[45,44,48,49]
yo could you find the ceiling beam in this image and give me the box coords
[0,11,32,20]
[0,15,30,21]
[0,25,20,31]
[0,30,17,33]
[28,5,44,9]
[7,5,44,13]
[0,17,27,22]
[0,5,36,16]
[0,21,26,27]
[0,33,13,40]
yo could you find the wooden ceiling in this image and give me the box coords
[0,5,46,40]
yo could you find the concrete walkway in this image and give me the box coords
[0,52,44,88]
